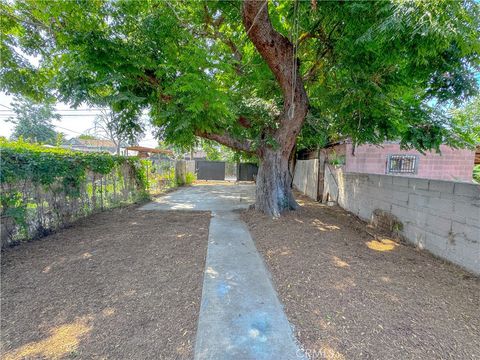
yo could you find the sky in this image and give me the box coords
[0,92,159,148]
[0,50,159,146]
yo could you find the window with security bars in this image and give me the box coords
[386,155,418,174]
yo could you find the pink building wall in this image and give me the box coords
[344,143,475,182]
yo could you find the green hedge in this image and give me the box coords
[0,139,149,244]
[0,139,147,195]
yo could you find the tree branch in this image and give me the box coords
[203,5,243,74]
[242,1,294,98]
[195,129,254,154]
[242,0,308,154]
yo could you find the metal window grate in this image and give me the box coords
[387,154,418,174]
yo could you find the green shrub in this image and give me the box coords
[328,151,346,167]
[473,165,480,183]
[0,138,148,192]
[185,172,196,185]
[144,162,176,193]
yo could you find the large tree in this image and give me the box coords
[1,0,479,215]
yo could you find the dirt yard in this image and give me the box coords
[241,194,480,360]
[1,205,210,360]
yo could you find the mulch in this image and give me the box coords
[241,194,480,360]
[1,205,210,360]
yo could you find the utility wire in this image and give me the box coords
[0,108,104,114]
[0,113,101,117]
[53,125,86,135]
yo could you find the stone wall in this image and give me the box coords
[323,169,480,274]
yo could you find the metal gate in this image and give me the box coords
[196,160,226,180]
[237,163,258,181]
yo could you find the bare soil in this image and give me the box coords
[1,205,210,360]
[241,194,480,360]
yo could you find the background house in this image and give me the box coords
[184,150,207,160]
[64,138,118,154]
[124,146,173,159]
[299,140,475,182]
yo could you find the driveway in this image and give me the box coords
[140,183,255,212]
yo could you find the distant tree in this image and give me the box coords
[93,109,144,155]
[55,132,65,146]
[201,140,223,161]
[473,165,480,183]
[200,139,240,162]
[449,95,480,145]
[7,97,60,144]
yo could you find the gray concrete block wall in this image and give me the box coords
[324,169,480,274]
[293,159,319,200]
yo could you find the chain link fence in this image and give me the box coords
[1,162,145,247]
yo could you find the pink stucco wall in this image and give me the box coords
[344,143,475,182]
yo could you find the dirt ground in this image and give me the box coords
[241,194,480,360]
[1,205,210,360]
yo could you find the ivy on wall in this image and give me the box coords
[0,139,147,193]
[0,139,149,244]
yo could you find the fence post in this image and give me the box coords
[100,175,104,210]
[175,160,187,186]
[146,161,149,192]
[91,174,97,210]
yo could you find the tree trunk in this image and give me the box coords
[255,149,297,217]
[242,0,309,216]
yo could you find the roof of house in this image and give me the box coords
[69,138,116,148]
[125,146,173,155]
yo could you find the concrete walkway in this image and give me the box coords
[140,184,304,360]
[141,184,255,211]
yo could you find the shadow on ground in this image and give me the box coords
[241,194,480,359]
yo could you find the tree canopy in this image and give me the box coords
[2,0,479,153]
[449,94,480,145]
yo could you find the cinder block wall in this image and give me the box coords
[293,159,319,200]
[323,169,480,274]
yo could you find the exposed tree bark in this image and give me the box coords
[255,148,298,216]
[242,0,309,216]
